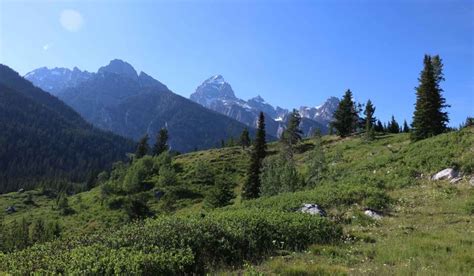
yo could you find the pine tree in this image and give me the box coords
[403,120,410,133]
[331,90,357,137]
[364,99,376,140]
[242,112,266,199]
[375,120,384,132]
[388,116,400,133]
[411,55,449,141]
[239,128,251,149]
[281,109,303,158]
[153,128,169,156]
[135,134,149,159]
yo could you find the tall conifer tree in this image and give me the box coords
[239,128,251,149]
[331,90,357,137]
[135,134,149,159]
[153,128,169,156]
[242,112,266,199]
[364,99,376,140]
[411,55,449,141]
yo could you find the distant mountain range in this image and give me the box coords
[0,64,134,193]
[190,75,338,137]
[25,60,260,152]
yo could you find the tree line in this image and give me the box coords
[240,54,454,200]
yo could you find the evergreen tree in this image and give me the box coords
[411,55,449,141]
[331,90,357,137]
[403,120,410,133]
[153,128,169,156]
[388,116,400,133]
[375,120,384,132]
[239,128,251,149]
[364,99,376,140]
[242,112,266,199]
[281,109,303,159]
[281,109,303,145]
[135,134,149,159]
[204,176,235,209]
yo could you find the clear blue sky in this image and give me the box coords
[1,0,473,126]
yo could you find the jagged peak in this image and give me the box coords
[98,59,138,79]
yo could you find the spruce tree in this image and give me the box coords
[239,128,251,149]
[411,55,449,141]
[388,116,400,133]
[242,112,266,199]
[281,109,303,158]
[403,120,410,133]
[375,120,384,132]
[135,134,149,159]
[364,99,376,140]
[153,128,169,156]
[331,90,357,137]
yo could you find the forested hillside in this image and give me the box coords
[0,65,134,193]
[0,127,472,274]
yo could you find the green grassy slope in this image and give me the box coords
[0,127,472,274]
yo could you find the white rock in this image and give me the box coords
[470,177,474,187]
[431,168,458,181]
[450,177,462,184]
[364,209,382,220]
[300,203,326,216]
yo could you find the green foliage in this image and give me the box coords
[122,156,155,193]
[387,115,400,133]
[260,155,303,196]
[153,128,169,156]
[332,89,358,137]
[0,210,340,274]
[364,99,376,140]
[190,161,215,186]
[57,194,74,216]
[281,109,303,157]
[411,55,449,141]
[240,127,251,148]
[204,176,236,209]
[0,66,134,193]
[305,135,326,187]
[242,112,267,199]
[135,134,150,159]
[157,165,177,186]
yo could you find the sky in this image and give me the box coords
[0,0,473,126]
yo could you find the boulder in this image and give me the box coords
[5,206,16,214]
[431,168,458,181]
[364,209,382,220]
[470,177,474,187]
[300,203,326,216]
[450,177,462,184]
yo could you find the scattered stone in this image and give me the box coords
[431,168,458,181]
[300,203,326,216]
[17,188,25,193]
[364,209,382,220]
[450,177,462,184]
[5,206,16,214]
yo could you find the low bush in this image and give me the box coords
[0,210,341,274]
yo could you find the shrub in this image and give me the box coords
[0,210,341,274]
